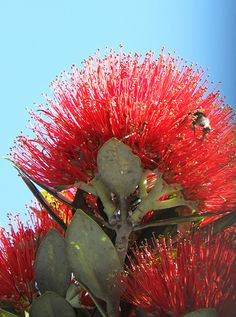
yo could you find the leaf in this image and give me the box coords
[66,210,122,306]
[97,138,142,198]
[136,308,149,317]
[133,211,229,231]
[19,173,67,231]
[92,178,116,220]
[75,309,90,317]
[183,308,218,317]
[35,228,71,297]
[0,302,24,317]
[0,309,19,317]
[66,284,80,302]
[66,284,81,309]
[29,291,76,317]
[203,211,236,234]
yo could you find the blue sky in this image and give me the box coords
[0,0,235,228]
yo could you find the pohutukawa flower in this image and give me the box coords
[11,48,236,213]
[0,213,49,312]
[38,189,74,232]
[118,228,236,317]
[0,192,73,312]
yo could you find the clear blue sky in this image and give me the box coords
[0,0,235,228]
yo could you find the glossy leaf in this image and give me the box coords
[18,171,67,231]
[75,309,90,317]
[29,291,76,317]
[183,308,218,317]
[66,210,122,306]
[0,302,24,317]
[133,211,228,231]
[66,284,81,309]
[35,228,71,297]
[0,309,19,317]
[66,284,80,302]
[97,138,142,198]
[203,210,236,234]
[136,309,149,317]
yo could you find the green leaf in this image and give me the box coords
[92,178,116,220]
[66,284,81,309]
[183,308,218,317]
[0,302,24,317]
[202,211,236,234]
[35,228,71,297]
[136,308,149,317]
[66,210,122,307]
[19,173,67,231]
[66,284,80,302]
[29,292,76,317]
[75,309,90,317]
[97,138,142,198]
[0,308,19,317]
[133,211,229,231]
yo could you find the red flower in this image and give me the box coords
[0,191,74,312]
[118,229,236,317]
[0,214,47,311]
[11,49,236,213]
[35,189,74,234]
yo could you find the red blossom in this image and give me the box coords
[0,191,74,312]
[0,213,48,311]
[35,189,74,235]
[11,49,236,213]
[118,229,236,317]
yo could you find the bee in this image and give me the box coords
[189,111,211,137]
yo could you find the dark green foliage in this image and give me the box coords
[183,308,218,317]
[35,228,71,297]
[66,210,122,311]
[29,292,76,317]
[97,138,142,198]
[0,308,19,317]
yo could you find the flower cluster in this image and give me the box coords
[118,229,236,317]
[0,212,49,311]
[11,49,236,215]
[0,192,74,312]
[6,48,236,316]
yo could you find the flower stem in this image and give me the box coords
[115,197,132,263]
[112,197,132,317]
